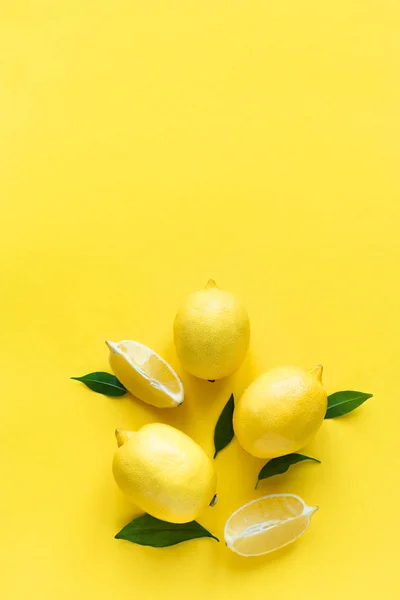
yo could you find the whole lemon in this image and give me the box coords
[233,365,327,459]
[173,280,250,380]
[112,423,217,523]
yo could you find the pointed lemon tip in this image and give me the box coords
[106,340,118,353]
[309,364,323,382]
[307,505,319,518]
[206,279,218,290]
[115,428,133,447]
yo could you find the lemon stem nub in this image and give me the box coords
[309,365,323,382]
[209,494,218,507]
[115,428,134,447]
[206,279,218,290]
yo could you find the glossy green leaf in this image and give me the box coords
[115,514,219,547]
[71,372,127,397]
[213,394,235,458]
[256,453,320,488]
[325,391,372,419]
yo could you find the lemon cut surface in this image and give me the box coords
[224,494,317,556]
[107,340,183,408]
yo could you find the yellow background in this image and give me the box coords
[1,1,399,598]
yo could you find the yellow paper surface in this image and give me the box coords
[1,1,399,598]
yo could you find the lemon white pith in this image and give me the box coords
[225,494,317,556]
[107,340,183,408]
[173,280,250,380]
[112,423,217,523]
[234,365,327,459]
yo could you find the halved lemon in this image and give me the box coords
[224,493,317,556]
[106,340,184,408]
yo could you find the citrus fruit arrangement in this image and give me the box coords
[72,280,372,557]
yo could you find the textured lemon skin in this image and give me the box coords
[112,423,217,523]
[173,286,250,380]
[233,366,327,459]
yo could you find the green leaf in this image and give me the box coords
[256,453,320,488]
[71,372,127,397]
[213,394,235,458]
[325,390,372,419]
[115,514,219,547]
